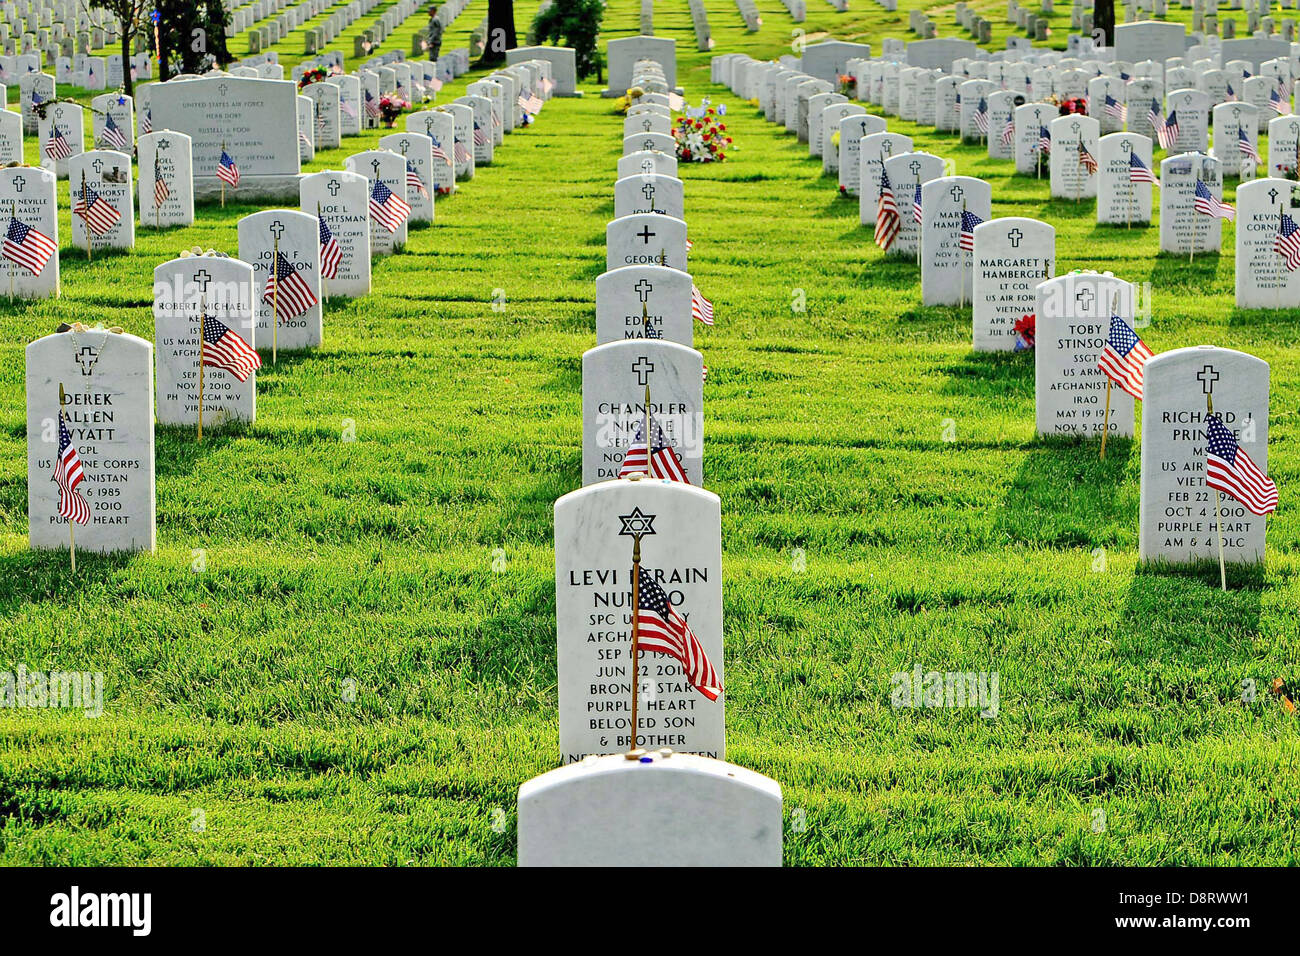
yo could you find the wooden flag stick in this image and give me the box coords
[1100,379,1112,460]
[625,530,644,758]
[198,296,206,442]
[1208,392,1227,592]
[643,383,652,478]
[60,381,74,574]
[960,200,967,311]
[8,201,14,302]
[271,234,279,365]
[81,170,91,261]
[220,140,226,209]
[317,201,326,300]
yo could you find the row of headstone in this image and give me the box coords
[517,43,784,867]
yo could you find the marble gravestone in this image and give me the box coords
[152,255,257,427]
[300,169,371,297]
[1035,273,1138,438]
[1014,101,1058,175]
[18,71,53,134]
[822,106,873,175]
[1139,346,1270,565]
[26,329,155,553]
[1212,101,1261,175]
[837,113,889,193]
[150,76,302,201]
[407,110,457,195]
[0,109,19,166]
[582,339,704,486]
[1098,133,1156,226]
[379,131,435,224]
[596,264,694,346]
[623,131,676,157]
[1165,88,1211,154]
[296,94,315,163]
[553,478,724,763]
[1267,115,1300,179]
[882,151,945,259]
[345,149,409,256]
[38,100,83,178]
[237,209,323,351]
[518,752,781,867]
[971,217,1056,352]
[613,173,684,221]
[607,213,689,273]
[617,149,678,180]
[137,131,194,229]
[1049,114,1101,200]
[90,92,133,153]
[68,150,133,252]
[443,101,475,181]
[0,165,57,298]
[857,131,913,222]
[1160,152,1226,254]
[920,176,993,306]
[1235,178,1300,308]
[328,74,362,138]
[460,94,494,166]
[301,80,341,151]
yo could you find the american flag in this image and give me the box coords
[619,419,689,482]
[153,154,169,208]
[635,572,720,701]
[340,98,357,119]
[1225,81,1238,102]
[686,237,695,251]
[453,139,472,164]
[368,179,411,233]
[959,209,984,251]
[429,76,444,92]
[202,314,261,381]
[491,108,502,129]
[99,113,127,149]
[54,410,89,525]
[972,97,989,134]
[912,182,922,224]
[1000,116,1015,147]
[874,167,900,251]
[318,216,342,279]
[691,284,714,325]
[473,121,488,147]
[430,135,451,166]
[1238,127,1261,166]
[298,128,312,151]
[140,108,151,134]
[1104,94,1127,122]
[1205,414,1278,516]
[1271,84,1291,116]
[1275,213,1300,271]
[2,216,56,275]
[73,183,120,235]
[364,89,381,118]
[30,87,41,106]
[217,150,240,188]
[43,125,71,160]
[1194,179,1235,221]
[1096,315,1153,401]
[1158,108,1179,149]
[1078,140,1098,174]
[1036,125,1052,154]
[1129,153,1157,184]
[262,251,318,318]
[405,160,428,198]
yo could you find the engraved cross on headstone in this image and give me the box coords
[1007,227,1024,247]
[632,356,654,385]
[636,224,655,244]
[192,268,211,292]
[327,178,341,195]
[371,157,381,179]
[641,181,655,204]
[75,346,97,374]
[634,278,653,302]
[1198,365,1219,394]
[949,184,965,204]
[1076,286,1095,311]
[269,219,285,240]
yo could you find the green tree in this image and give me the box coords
[531,0,604,81]
[88,0,148,97]
[150,0,231,78]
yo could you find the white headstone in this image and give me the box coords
[972,217,1056,351]
[607,213,688,272]
[137,131,194,229]
[379,131,435,224]
[68,149,133,252]
[1160,152,1226,253]
[0,164,57,297]
[1234,178,1300,307]
[596,264,694,346]
[921,175,993,305]
[299,169,371,297]
[344,149,408,255]
[237,209,323,351]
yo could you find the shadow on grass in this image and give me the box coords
[936,348,1034,399]
[0,547,139,614]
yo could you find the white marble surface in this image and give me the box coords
[0,165,58,298]
[920,175,992,306]
[1234,178,1300,308]
[237,208,323,350]
[596,264,694,346]
[972,217,1055,352]
[606,213,688,273]
[300,169,371,297]
[138,131,194,230]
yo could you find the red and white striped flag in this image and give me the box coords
[2,216,56,275]
[1096,315,1154,400]
[691,284,714,325]
[73,183,121,235]
[368,179,411,233]
[636,572,721,701]
[405,161,428,198]
[619,419,689,482]
[262,251,319,319]
[54,410,90,525]
[43,125,71,160]
[319,216,342,279]
[202,314,261,381]
[1205,414,1278,516]
[874,168,900,251]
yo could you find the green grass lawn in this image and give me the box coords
[1,0,1298,865]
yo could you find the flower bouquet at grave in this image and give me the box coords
[378,95,410,128]
[298,67,328,89]
[1053,96,1089,117]
[838,73,856,98]
[674,108,731,163]
[1014,314,1035,351]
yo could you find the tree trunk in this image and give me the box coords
[1094,0,1115,47]
[480,0,516,67]
[120,22,133,98]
